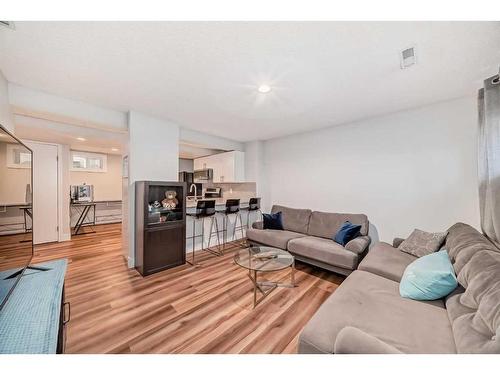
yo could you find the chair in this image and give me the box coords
[217,199,245,249]
[186,200,221,264]
[243,197,262,229]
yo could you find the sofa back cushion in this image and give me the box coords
[271,205,312,234]
[445,250,500,353]
[443,223,500,353]
[446,291,500,353]
[307,211,369,239]
[444,223,500,275]
[457,251,500,323]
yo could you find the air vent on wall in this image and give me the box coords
[0,21,15,30]
[400,46,416,69]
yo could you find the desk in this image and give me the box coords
[71,202,96,235]
[19,206,32,233]
[0,203,31,236]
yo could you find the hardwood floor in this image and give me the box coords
[32,223,343,354]
[0,232,33,271]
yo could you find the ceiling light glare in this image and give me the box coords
[258,84,272,94]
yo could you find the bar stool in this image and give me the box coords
[217,199,245,249]
[186,200,221,265]
[243,197,262,229]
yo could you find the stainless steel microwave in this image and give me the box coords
[193,169,213,182]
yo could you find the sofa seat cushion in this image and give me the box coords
[358,242,416,282]
[299,270,456,354]
[246,228,306,250]
[288,236,358,270]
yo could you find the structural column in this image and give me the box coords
[124,111,180,268]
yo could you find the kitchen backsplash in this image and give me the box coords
[210,182,257,199]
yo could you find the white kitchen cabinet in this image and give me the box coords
[194,151,245,183]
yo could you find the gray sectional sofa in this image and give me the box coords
[298,222,500,354]
[246,205,371,276]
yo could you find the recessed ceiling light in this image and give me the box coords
[258,84,272,94]
[76,137,86,141]
[111,148,119,152]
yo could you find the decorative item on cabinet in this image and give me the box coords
[161,190,179,209]
[135,181,186,276]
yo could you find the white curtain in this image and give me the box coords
[478,73,500,247]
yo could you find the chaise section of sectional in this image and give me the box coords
[299,222,500,354]
[298,270,456,354]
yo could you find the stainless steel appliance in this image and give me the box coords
[178,171,194,183]
[193,168,213,182]
[70,184,94,203]
[204,187,221,198]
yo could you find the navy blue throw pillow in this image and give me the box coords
[334,221,362,246]
[262,211,284,230]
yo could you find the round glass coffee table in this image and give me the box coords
[234,246,296,308]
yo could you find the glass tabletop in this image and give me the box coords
[234,246,294,272]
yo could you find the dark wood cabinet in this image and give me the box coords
[135,181,186,276]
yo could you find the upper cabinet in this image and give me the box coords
[194,151,245,183]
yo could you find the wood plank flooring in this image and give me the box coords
[32,223,343,353]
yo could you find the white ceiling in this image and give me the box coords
[1,22,499,142]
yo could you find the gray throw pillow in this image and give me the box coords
[399,229,447,258]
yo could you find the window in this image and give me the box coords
[71,151,107,172]
[6,144,32,169]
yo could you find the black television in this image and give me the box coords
[0,124,33,311]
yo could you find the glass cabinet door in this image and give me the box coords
[146,184,184,226]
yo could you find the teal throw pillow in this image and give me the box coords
[399,250,457,301]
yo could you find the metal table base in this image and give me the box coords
[247,260,296,308]
[72,203,96,235]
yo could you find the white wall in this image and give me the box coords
[128,112,179,183]
[179,158,194,173]
[125,111,180,267]
[0,71,14,133]
[263,96,481,243]
[8,84,127,131]
[244,140,266,197]
[0,143,31,204]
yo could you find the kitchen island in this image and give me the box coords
[186,197,251,210]
[185,197,260,255]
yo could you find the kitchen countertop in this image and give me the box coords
[186,197,251,209]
